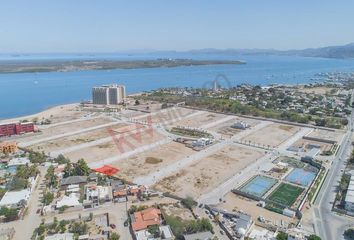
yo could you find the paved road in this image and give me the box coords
[313,91,354,240]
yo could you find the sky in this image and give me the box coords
[0,0,354,53]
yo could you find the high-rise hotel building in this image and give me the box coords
[92,84,126,105]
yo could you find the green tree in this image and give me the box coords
[42,191,54,205]
[0,207,18,222]
[8,177,28,191]
[59,220,67,233]
[344,229,354,240]
[45,166,58,188]
[109,232,120,240]
[55,154,70,164]
[181,196,196,209]
[64,162,73,177]
[73,159,90,176]
[307,234,321,240]
[276,232,288,240]
[69,222,88,235]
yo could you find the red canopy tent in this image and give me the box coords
[93,165,119,176]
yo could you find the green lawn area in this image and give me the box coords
[169,127,212,138]
[267,183,304,207]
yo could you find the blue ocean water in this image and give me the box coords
[1,53,354,119]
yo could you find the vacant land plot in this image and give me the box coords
[169,112,226,128]
[267,183,304,208]
[16,117,115,144]
[2,104,86,124]
[160,204,194,221]
[218,193,296,225]
[29,123,129,153]
[146,107,196,124]
[152,144,264,198]
[65,129,165,163]
[111,141,195,182]
[239,175,278,197]
[307,129,344,143]
[208,117,260,138]
[242,124,300,147]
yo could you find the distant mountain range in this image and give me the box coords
[187,42,354,59]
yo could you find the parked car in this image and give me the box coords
[110,224,116,229]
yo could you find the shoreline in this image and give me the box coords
[0,82,329,123]
[0,103,78,124]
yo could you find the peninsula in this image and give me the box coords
[0,58,245,74]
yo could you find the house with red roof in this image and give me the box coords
[131,207,162,232]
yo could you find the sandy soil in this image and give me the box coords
[208,117,260,138]
[148,107,196,124]
[0,104,86,124]
[29,123,129,152]
[217,192,297,226]
[112,141,195,182]
[307,129,344,143]
[126,102,164,113]
[169,111,227,128]
[160,203,195,221]
[241,123,300,147]
[152,144,264,199]
[65,129,165,163]
[16,117,115,144]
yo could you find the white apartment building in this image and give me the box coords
[92,84,126,105]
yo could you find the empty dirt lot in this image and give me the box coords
[28,123,130,153]
[169,111,227,128]
[16,117,116,144]
[307,129,344,143]
[65,128,166,163]
[241,123,300,147]
[111,141,195,182]
[208,117,260,138]
[148,107,197,124]
[152,144,264,199]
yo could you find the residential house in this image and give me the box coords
[56,193,81,209]
[131,207,162,232]
[85,185,112,206]
[0,189,31,208]
[60,176,88,190]
[135,225,174,240]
